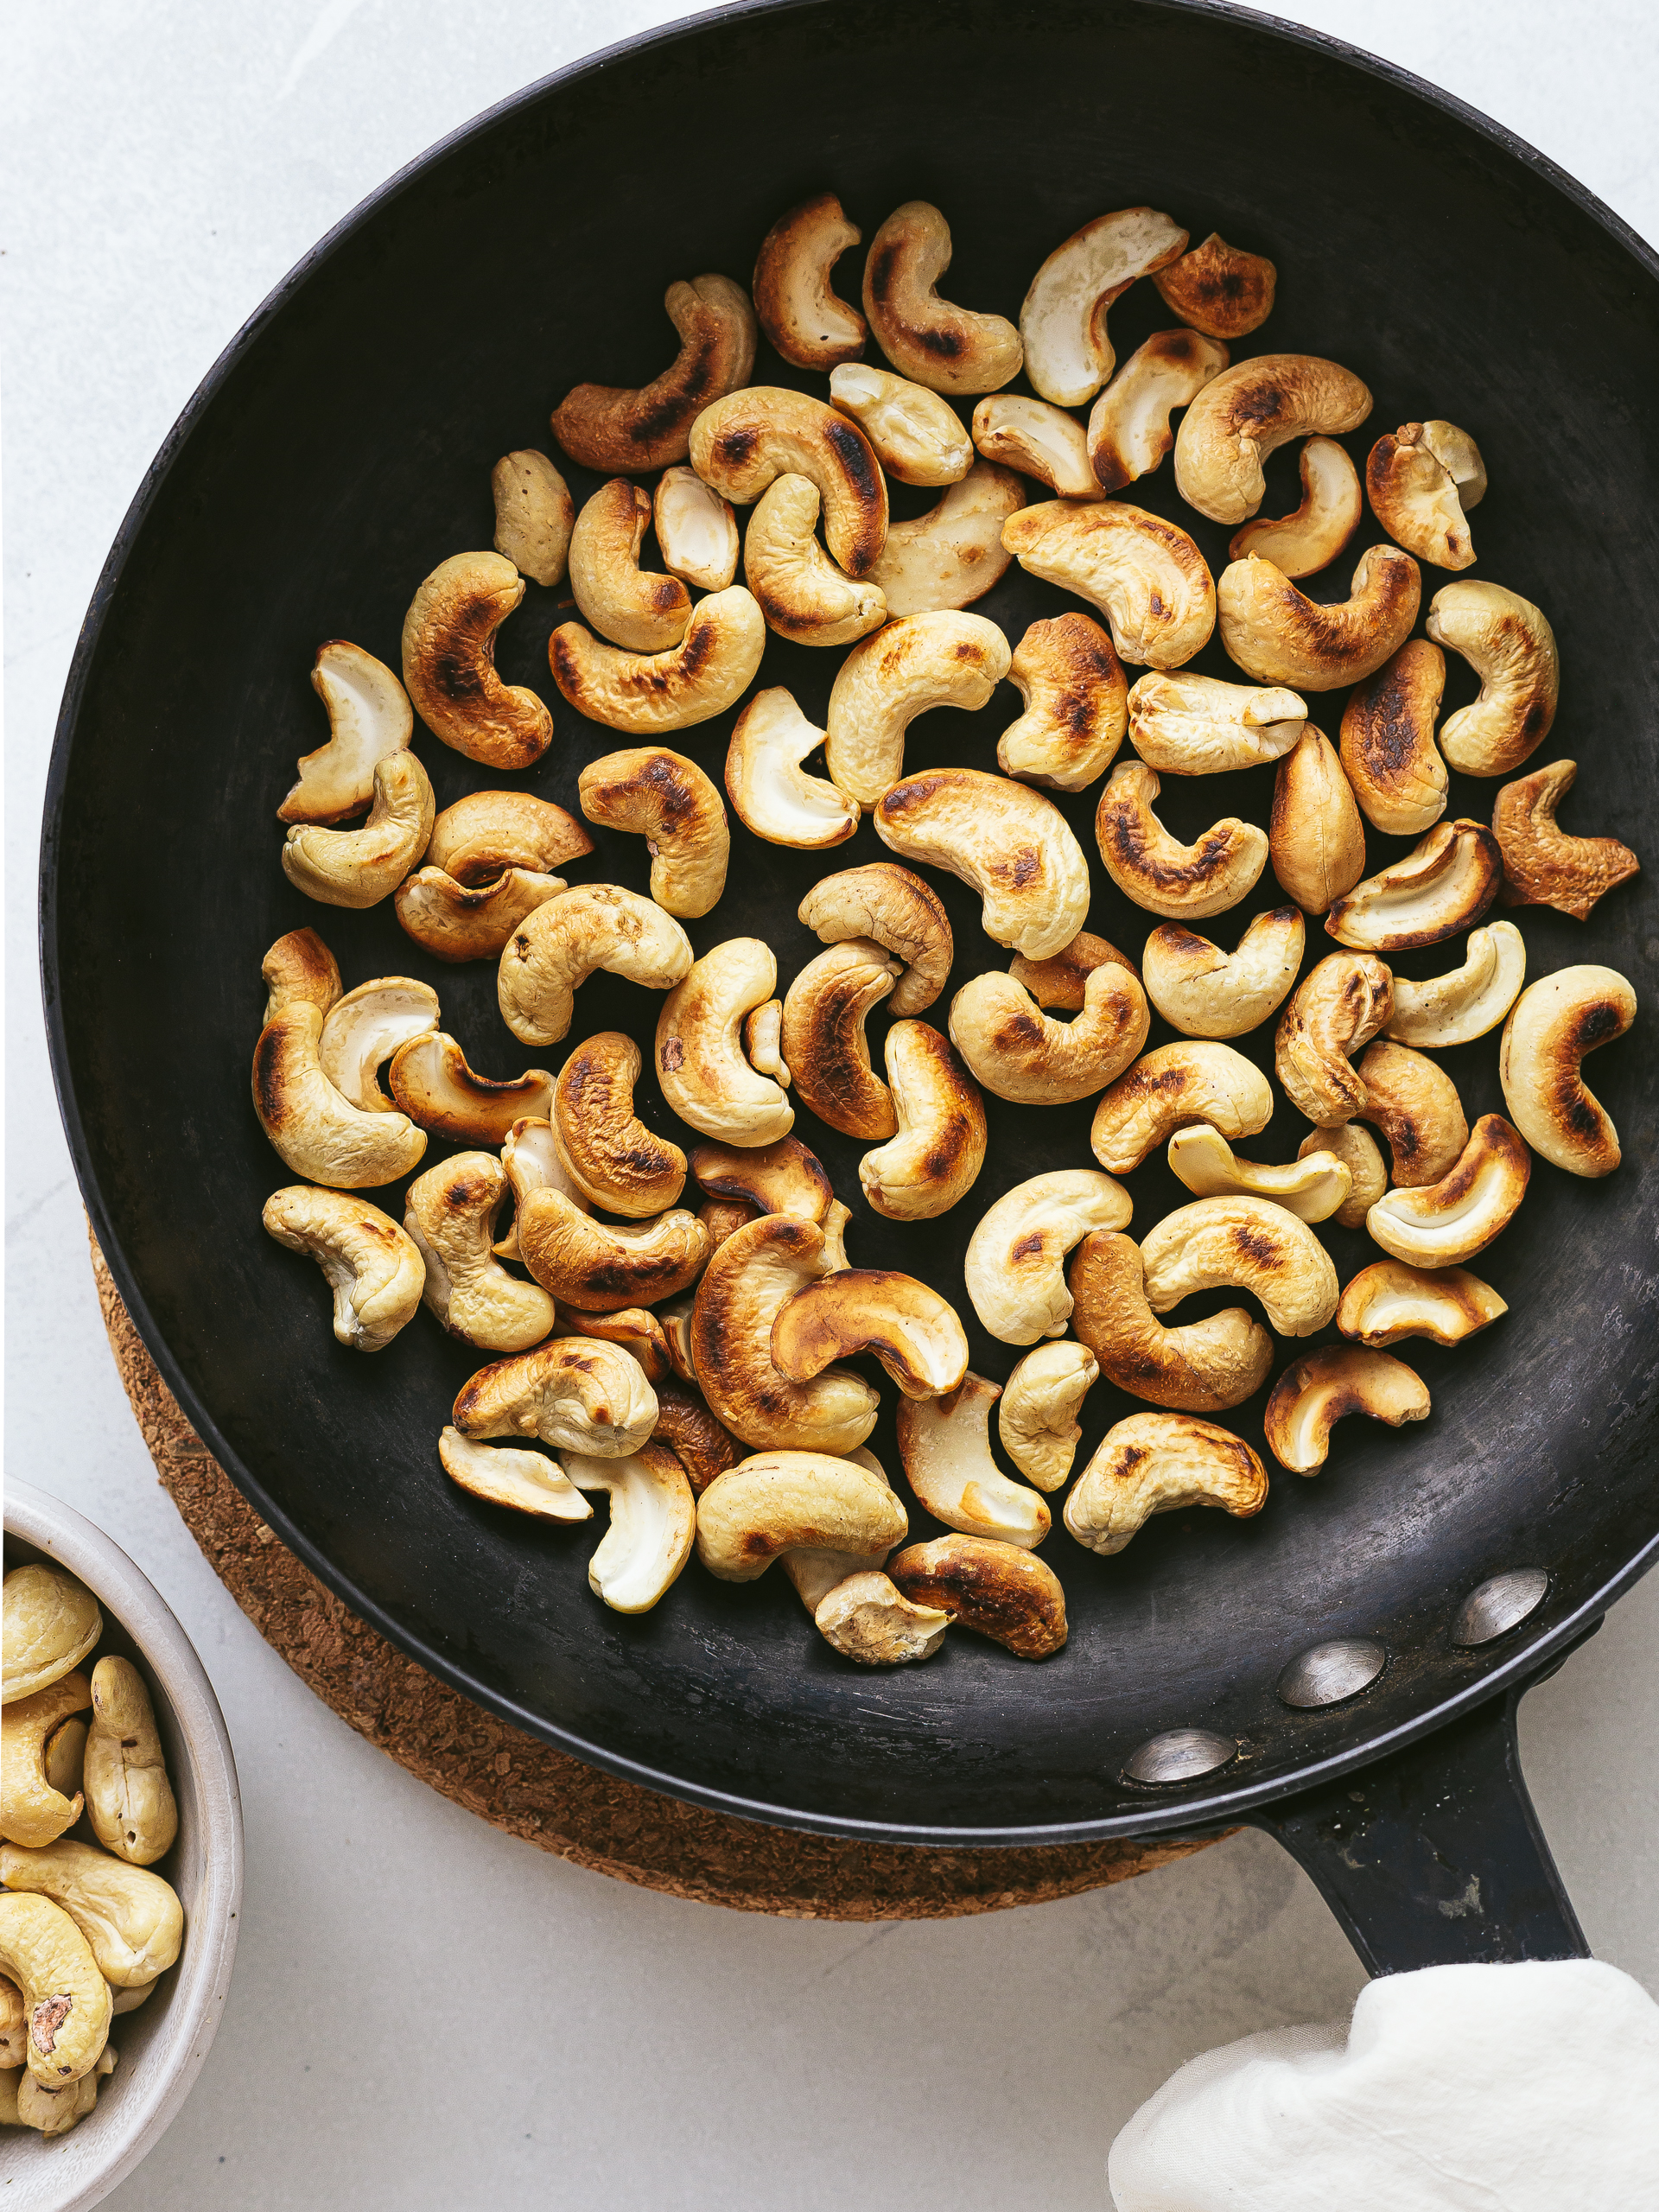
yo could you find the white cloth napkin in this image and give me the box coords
[1109,1958,1659,2210]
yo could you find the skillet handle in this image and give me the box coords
[1246,1683,1589,1975]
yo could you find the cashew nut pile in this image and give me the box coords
[0,1563,185,2136]
[252,189,1641,1674]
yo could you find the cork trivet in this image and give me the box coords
[89,1231,1213,1919]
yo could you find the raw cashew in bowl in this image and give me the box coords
[1174,353,1372,524]
[1425,581,1559,776]
[948,963,1148,1105]
[997,613,1127,791]
[550,273,756,473]
[1003,499,1216,669]
[861,200,1023,397]
[0,1673,91,1849]
[863,461,1026,619]
[829,363,973,486]
[860,1020,987,1220]
[0,1891,111,2087]
[1338,639,1449,836]
[1087,327,1230,494]
[895,1376,1051,1548]
[263,1185,426,1352]
[549,588,767,735]
[1140,1195,1340,1337]
[742,473,887,646]
[404,1154,556,1352]
[553,1032,686,1217]
[1141,907,1304,1039]
[1218,544,1421,691]
[1499,964,1637,1177]
[1069,1230,1273,1414]
[1065,1412,1268,1554]
[998,1343,1099,1491]
[1492,759,1641,922]
[1095,761,1268,920]
[874,767,1090,962]
[824,611,1012,805]
[1090,1041,1274,1173]
[577,747,729,918]
[401,551,553,770]
[491,448,574,587]
[1229,436,1363,579]
[84,1659,177,1868]
[452,1338,658,1459]
[277,639,413,827]
[656,938,794,1147]
[972,394,1100,500]
[1152,232,1276,339]
[498,883,692,1051]
[0,1841,182,1990]
[1366,420,1485,570]
[2,1568,100,1707]
[798,862,953,1018]
[1264,1344,1430,1473]
[1126,670,1305,776]
[280,750,435,910]
[753,194,868,370]
[1019,206,1189,407]
[568,479,691,652]
[725,688,860,849]
[963,1169,1133,1345]
[689,386,888,577]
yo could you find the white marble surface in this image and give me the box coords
[3,4,1656,2204]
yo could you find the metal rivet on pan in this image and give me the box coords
[1452,1567,1549,1648]
[1276,1636,1387,1709]
[1122,1728,1237,1786]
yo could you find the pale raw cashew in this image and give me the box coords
[277,640,413,826]
[16,2044,116,2134]
[550,274,756,473]
[516,1192,709,1314]
[887,1535,1067,1658]
[1087,329,1230,494]
[1387,922,1527,1049]
[0,1892,111,2087]
[690,1215,879,1452]
[1366,421,1486,570]
[549,588,766,735]
[753,193,868,369]
[653,467,739,592]
[1264,1345,1430,1474]
[559,1446,697,1614]
[1353,1040,1469,1187]
[393,865,568,963]
[1065,1412,1268,1555]
[1493,759,1641,922]
[656,938,793,1146]
[999,1343,1099,1491]
[1142,907,1304,1039]
[1300,1122,1388,1230]
[725,689,859,849]
[690,1135,832,1224]
[862,200,1023,397]
[971,395,1099,499]
[452,1337,658,1458]
[963,1169,1133,1345]
[110,1981,155,2017]
[0,1841,181,1989]
[494,1117,590,1262]
[1003,499,1216,669]
[253,967,428,1191]
[1274,952,1395,1124]
[0,1972,24,2065]
[1338,1260,1507,1349]
[772,1269,969,1398]
[689,387,888,577]
[1,1569,100,1706]
[860,1020,987,1221]
[863,461,1026,618]
[1268,727,1366,915]
[315,977,441,1111]
[280,749,435,910]
[0,1675,91,1848]
[577,747,729,919]
[1364,1114,1531,1266]
[427,791,593,884]
[85,1659,176,1868]
[812,1573,950,1668]
[780,939,899,1140]
[552,1032,685,1217]
[1095,761,1268,920]
[1218,544,1421,690]
[1012,929,1141,1007]
[1174,354,1372,524]
[874,767,1091,961]
[1020,207,1189,406]
[554,1305,671,1385]
[568,479,691,652]
[742,474,887,645]
[1141,1195,1340,1337]
[438,1429,592,1523]
[895,1376,1051,1548]
[1090,1041,1274,1173]
[1152,233,1277,339]
[1068,1231,1272,1414]
[997,613,1127,791]
[401,552,553,770]
[1499,964,1637,1178]
[498,883,692,1050]
[45,1723,86,1805]
[1426,581,1559,775]
[1325,820,1502,951]
[823,612,1010,804]
[696,1453,906,1580]
[828,363,974,486]
[263,1186,425,1352]
[1230,437,1363,579]
[948,963,1148,1105]
[1126,670,1306,775]
[404,1154,556,1353]
[1338,639,1449,835]
[649,1379,741,1494]
[1166,1126,1353,1224]
[387,1033,555,1146]
[798,863,953,1017]
[491,449,575,587]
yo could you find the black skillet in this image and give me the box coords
[42,0,1659,1975]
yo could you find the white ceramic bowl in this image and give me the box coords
[3,1482,243,2209]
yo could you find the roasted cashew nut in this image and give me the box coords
[549,588,767,735]
[874,767,1090,962]
[277,639,413,827]
[862,200,1023,397]
[1387,922,1527,1049]
[1019,207,1189,406]
[1003,499,1216,669]
[1140,1195,1340,1337]
[771,1269,969,1399]
[690,386,888,577]
[1152,233,1276,339]
[1492,759,1641,922]
[568,479,692,652]
[1174,353,1372,524]
[1366,421,1485,570]
[780,938,900,1141]
[1364,1114,1532,1267]
[1338,639,1449,836]
[1065,1413,1268,1554]
[823,611,1012,806]
[1325,819,1502,952]
[438,1429,593,1523]
[797,862,953,1017]
[426,791,592,885]
[1337,1260,1507,1350]
[577,746,730,919]
[1096,760,1268,920]
[404,1154,556,1352]
[895,1376,1051,1547]
[690,1135,832,1224]
[280,749,435,911]
[498,883,692,1051]
[859,1020,987,1222]
[862,461,1026,619]
[253,950,429,1191]
[452,1338,659,1458]
[1352,1040,1469,1187]
[997,613,1127,791]
[742,473,887,646]
[1229,437,1363,579]
[263,1185,426,1352]
[560,1446,697,1614]
[653,467,739,592]
[656,938,794,1147]
[1090,1040,1274,1173]
[948,963,1148,1105]
[550,274,756,473]
[1166,1126,1353,1224]
[753,194,868,369]
[696,1452,906,1580]
[401,551,553,769]
[887,1535,1067,1658]
[1068,1231,1272,1414]
[963,1169,1133,1345]
[1268,726,1366,916]
[972,394,1100,500]
[552,1032,686,1217]
[515,1192,709,1315]
[491,449,574,587]
[386,1033,554,1146]
[829,363,973,486]
[1126,670,1305,775]
[1274,952,1395,1125]
[1300,1120,1389,1229]
[1264,1345,1430,1473]
[1425,581,1559,776]
[1218,544,1421,691]
[393,864,568,963]
[1499,964,1637,1178]
[1141,907,1304,1039]
[998,1342,1099,1492]
[725,688,860,850]
[1087,328,1230,494]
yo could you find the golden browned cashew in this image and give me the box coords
[263,927,340,1017]
[811,1571,950,1669]
[516,1192,709,1314]
[781,939,900,1140]
[1268,727,1366,915]
[549,588,766,735]
[1087,328,1230,494]
[1387,923,1527,1049]
[690,1216,879,1452]
[1366,421,1486,570]
[772,1270,969,1398]
[1175,353,1372,523]
[498,883,692,1051]
[701,1198,761,1254]
[404,1154,556,1352]
[1142,907,1304,1039]
[725,688,859,850]
[696,1452,906,1581]
[971,394,1100,500]
[1274,951,1395,1125]
[1325,819,1502,951]
[569,480,692,652]
[311,977,439,1111]
[1338,639,1449,836]
[1230,437,1363,578]
[860,1021,987,1221]
[553,1304,670,1384]
[822,612,1011,804]
[1065,1412,1268,1554]
[452,1337,658,1458]
[559,1445,698,1614]
[1090,1041,1274,1173]
[1264,1345,1430,1473]
[394,864,567,963]
[863,461,1026,618]
[1352,1040,1468,1186]
[2,1569,99,1707]
[798,862,953,1018]
[1425,581,1559,775]
[1012,929,1141,1006]
[948,963,1148,1105]
[427,791,593,884]
[963,1169,1133,1344]
[252,977,428,1192]
[649,1378,741,1495]
[1365,1114,1531,1267]
[895,1376,1051,1547]
[280,750,434,911]
[0,1841,182,1989]
[1152,232,1277,338]
[1499,964,1637,1178]
[0,1891,111,2086]
[550,274,756,473]
[552,1032,686,1217]
[494,1117,590,1264]
[1126,670,1305,775]
[999,1342,1099,1491]
[1141,1195,1340,1336]
[491,449,575,587]
[1095,760,1268,919]
[1166,1126,1353,1224]
[386,1033,554,1145]
[1492,759,1641,921]
[577,747,729,919]
[753,193,868,368]
[1337,1259,1507,1349]
[742,474,887,645]
[401,552,553,769]
[691,1135,832,1224]
[656,938,793,1146]
[1300,1121,1388,1228]
[689,387,888,577]
[1,1675,91,1849]
[277,640,413,826]
[875,767,1091,962]
[862,200,1023,396]
[1218,544,1421,690]
[653,467,739,591]
[887,1535,1067,1658]
[1020,207,1189,406]
[438,1429,594,1523]
[1003,499,1216,669]
[829,363,974,486]
[263,1186,426,1352]
[84,1659,176,1868]
[997,614,1127,791]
